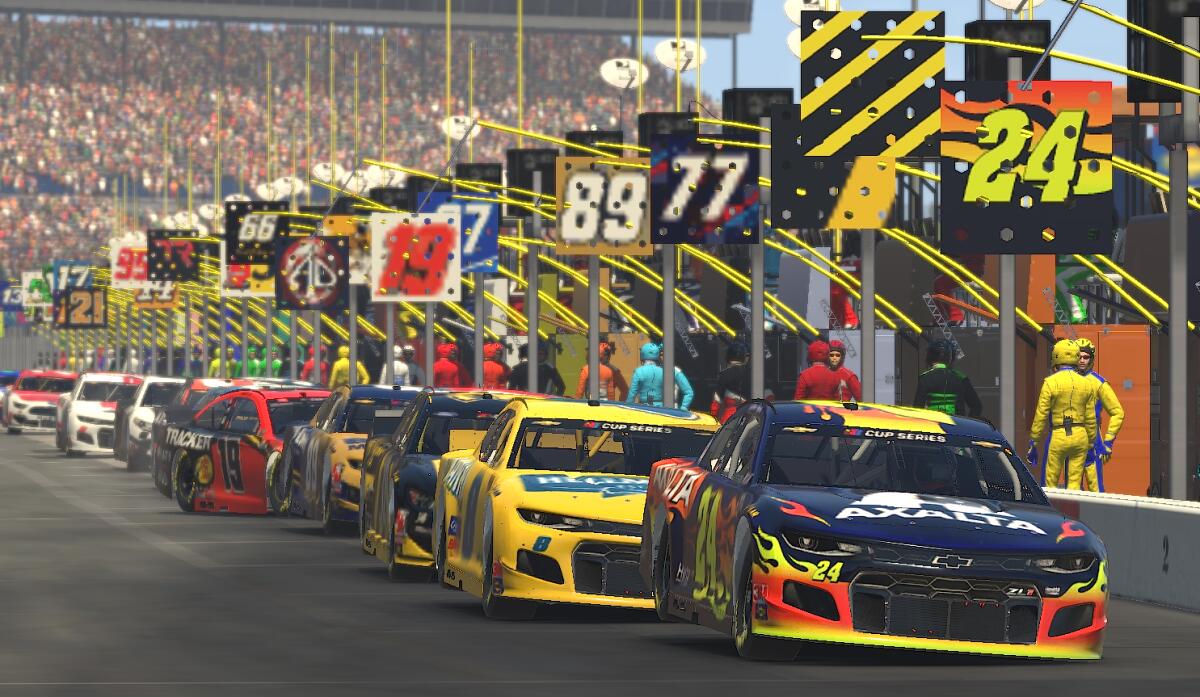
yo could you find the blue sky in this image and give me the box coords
[642,0,1127,100]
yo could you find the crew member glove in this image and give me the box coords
[1026,440,1039,469]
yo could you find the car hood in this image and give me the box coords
[758,486,1094,552]
[73,401,117,418]
[10,390,60,403]
[509,471,648,525]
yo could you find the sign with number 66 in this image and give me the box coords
[554,158,652,255]
[369,212,461,302]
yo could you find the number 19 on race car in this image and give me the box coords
[368,212,462,302]
[554,158,651,255]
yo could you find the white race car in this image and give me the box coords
[56,372,144,456]
[114,376,185,471]
[4,370,77,434]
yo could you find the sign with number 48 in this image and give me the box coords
[369,212,461,302]
[554,157,651,255]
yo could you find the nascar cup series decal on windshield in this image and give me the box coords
[581,421,674,433]
[843,427,947,442]
[835,492,1046,534]
[519,474,647,498]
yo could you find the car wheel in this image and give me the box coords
[653,529,674,623]
[434,513,452,588]
[172,452,197,513]
[7,427,20,434]
[65,448,85,457]
[481,537,536,620]
[266,449,289,515]
[732,558,796,661]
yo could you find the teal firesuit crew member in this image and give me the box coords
[627,343,694,410]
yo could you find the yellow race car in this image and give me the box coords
[433,398,718,619]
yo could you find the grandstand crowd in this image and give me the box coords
[0,15,682,268]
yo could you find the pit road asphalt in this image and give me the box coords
[2,433,1198,697]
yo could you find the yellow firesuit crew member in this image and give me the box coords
[329,346,369,389]
[1029,340,1101,490]
[1075,339,1124,492]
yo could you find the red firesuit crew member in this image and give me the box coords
[300,345,329,385]
[433,343,471,388]
[794,340,845,401]
[827,340,862,402]
[1030,340,1101,490]
[481,342,510,390]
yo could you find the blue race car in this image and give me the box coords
[641,400,1108,661]
[271,385,421,531]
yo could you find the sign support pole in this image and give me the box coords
[265,300,275,378]
[384,304,395,385]
[313,310,322,385]
[528,172,543,394]
[218,298,227,378]
[1169,16,1198,499]
[151,312,159,376]
[167,302,175,377]
[474,272,486,387]
[240,305,250,379]
[289,310,299,380]
[424,305,435,388]
[999,56,1021,446]
[662,247,676,408]
[348,291,359,386]
[861,230,876,403]
[751,118,768,399]
[587,256,600,400]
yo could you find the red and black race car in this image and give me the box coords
[168,386,330,514]
[151,378,256,496]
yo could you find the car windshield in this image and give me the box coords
[763,429,1044,504]
[79,382,138,402]
[414,411,497,455]
[268,399,326,437]
[15,377,75,393]
[370,410,409,438]
[341,398,410,434]
[511,419,714,476]
[185,389,219,410]
[0,375,18,387]
[143,382,183,408]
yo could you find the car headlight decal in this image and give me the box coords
[780,530,864,556]
[1032,554,1097,574]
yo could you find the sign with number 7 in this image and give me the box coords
[369,212,461,303]
[940,80,1113,254]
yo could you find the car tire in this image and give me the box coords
[359,494,374,556]
[172,452,197,513]
[652,529,674,623]
[732,558,796,661]
[65,448,85,458]
[481,537,536,620]
[155,457,172,497]
[434,513,453,589]
[7,427,20,434]
[266,449,289,516]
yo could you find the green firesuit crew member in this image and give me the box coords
[913,339,982,417]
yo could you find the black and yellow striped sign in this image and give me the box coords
[795,11,944,158]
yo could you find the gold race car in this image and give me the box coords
[433,398,717,619]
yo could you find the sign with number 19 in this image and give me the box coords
[369,212,461,303]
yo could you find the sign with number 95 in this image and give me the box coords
[554,157,651,255]
[940,80,1113,254]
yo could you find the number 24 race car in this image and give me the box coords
[641,401,1108,661]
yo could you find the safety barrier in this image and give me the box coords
[1047,490,1200,612]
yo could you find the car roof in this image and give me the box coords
[18,370,77,380]
[257,389,332,401]
[0,370,20,378]
[426,389,525,413]
[142,376,186,385]
[769,401,1002,441]
[78,372,142,384]
[348,385,423,401]
[514,398,720,429]
[187,377,256,390]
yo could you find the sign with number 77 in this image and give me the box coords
[369,212,462,303]
[940,80,1113,254]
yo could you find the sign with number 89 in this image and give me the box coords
[940,80,1113,254]
[554,158,651,255]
